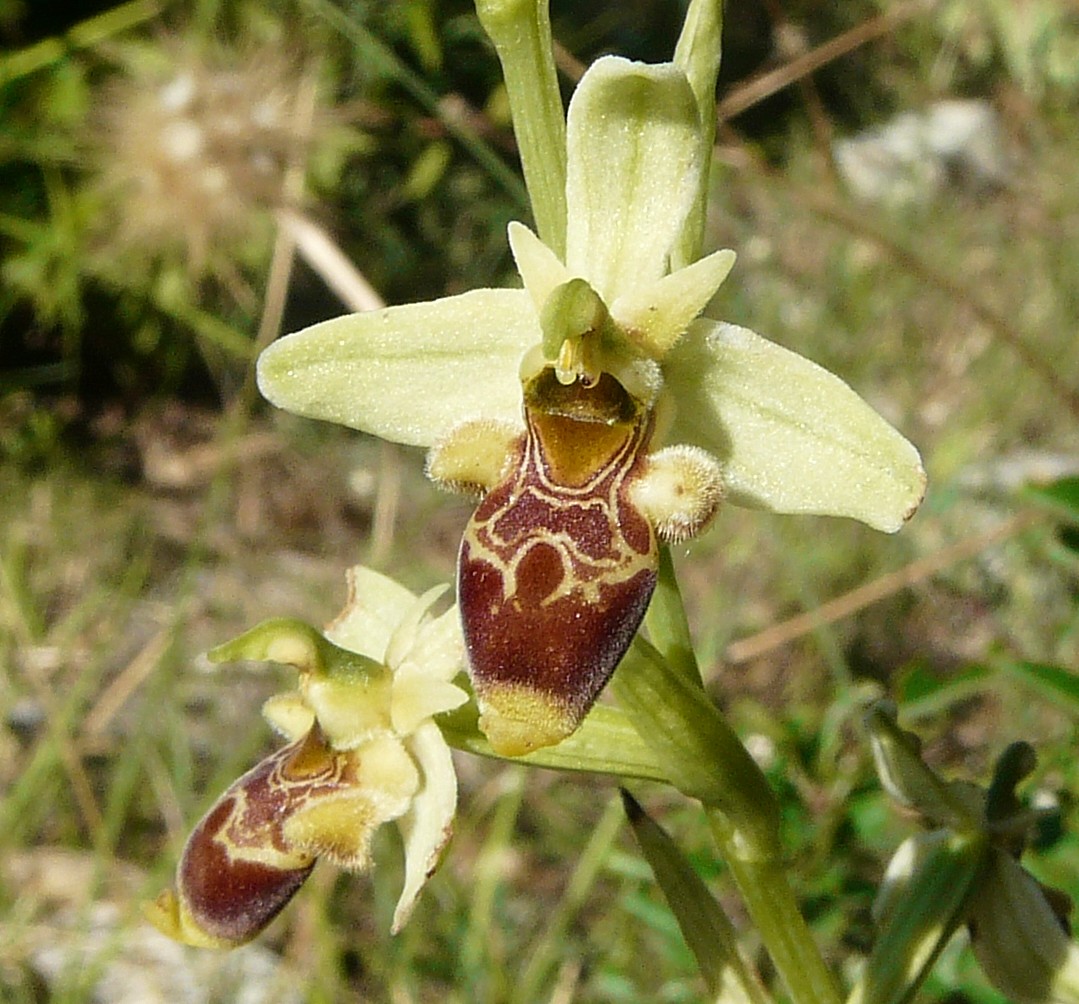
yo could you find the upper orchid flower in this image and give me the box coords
[257,55,925,757]
[147,566,467,946]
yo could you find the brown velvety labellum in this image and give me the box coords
[459,371,657,752]
[178,728,346,944]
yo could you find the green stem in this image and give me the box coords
[0,0,162,84]
[303,0,528,211]
[613,636,781,860]
[672,0,724,270]
[475,0,568,257]
[712,822,843,1004]
[635,545,840,1004]
[645,545,703,685]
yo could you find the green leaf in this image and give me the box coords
[1024,476,1079,523]
[672,0,724,268]
[643,546,702,686]
[852,831,986,1004]
[611,636,781,858]
[622,791,767,1004]
[1000,659,1079,714]
[475,0,567,255]
[895,661,993,717]
[437,700,673,785]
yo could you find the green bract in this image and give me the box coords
[258,54,924,533]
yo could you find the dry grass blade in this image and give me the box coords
[803,193,1079,422]
[716,2,924,122]
[725,510,1040,664]
[277,209,385,314]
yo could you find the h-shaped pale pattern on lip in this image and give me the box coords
[457,368,656,756]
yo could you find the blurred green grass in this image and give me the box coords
[2,0,1079,1000]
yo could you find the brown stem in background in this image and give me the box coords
[724,510,1040,664]
[802,186,1079,421]
[715,2,923,122]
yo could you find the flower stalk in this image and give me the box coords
[671,0,725,269]
[474,0,567,255]
[617,562,843,1004]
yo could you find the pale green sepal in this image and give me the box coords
[612,636,781,860]
[507,221,572,315]
[207,617,386,683]
[865,702,982,830]
[257,288,537,447]
[664,320,927,532]
[392,720,458,933]
[611,247,735,358]
[326,565,418,662]
[565,56,703,303]
[968,849,1079,1004]
[850,831,985,1004]
[623,791,769,1004]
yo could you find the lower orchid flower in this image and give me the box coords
[257,54,925,756]
[147,567,467,946]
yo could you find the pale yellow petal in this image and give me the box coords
[507,221,574,315]
[384,584,449,671]
[396,603,466,687]
[391,675,469,737]
[261,692,316,740]
[392,721,457,933]
[610,248,735,358]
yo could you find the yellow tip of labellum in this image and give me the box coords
[477,684,579,756]
[144,889,239,950]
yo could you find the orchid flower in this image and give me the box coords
[147,567,467,946]
[257,54,924,757]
